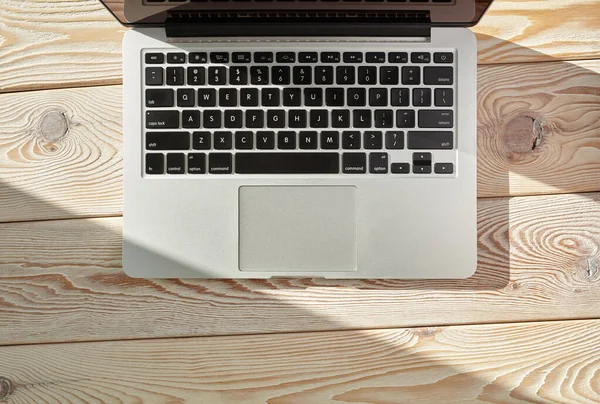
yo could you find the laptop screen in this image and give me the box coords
[101,0,493,27]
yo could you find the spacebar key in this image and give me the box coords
[235,153,339,174]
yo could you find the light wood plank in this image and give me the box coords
[1,192,599,345]
[2,59,599,222]
[0,0,599,93]
[0,320,599,403]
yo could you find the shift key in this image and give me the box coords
[146,110,179,129]
[408,131,453,150]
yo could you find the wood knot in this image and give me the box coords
[501,115,545,161]
[37,109,70,142]
[0,377,13,401]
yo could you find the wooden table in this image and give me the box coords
[1,0,599,402]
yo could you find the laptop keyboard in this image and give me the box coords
[143,48,456,176]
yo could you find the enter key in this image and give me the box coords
[418,110,453,128]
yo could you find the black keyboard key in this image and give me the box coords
[283,88,302,106]
[209,153,233,174]
[299,52,318,63]
[288,110,307,128]
[366,52,385,63]
[198,88,217,107]
[235,131,254,149]
[385,131,404,149]
[370,152,388,174]
[369,88,387,106]
[230,66,248,85]
[236,152,339,174]
[321,52,340,63]
[375,110,393,128]
[379,66,399,85]
[210,52,229,63]
[187,67,205,85]
[256,131,275,149]
[278,131,296,149]
[391,88,410,106]
[402,66,420,85]
[343,52,363,63]
[353,110,371,128]
[146,131,190,150]
[310,110,328,128]
[388,52,408,63]
[411,52,431,63]
[304,88,323,106]
[321,131,339,149]
[315,66,334,84]
[219,88,237,107]
[435,163,454,174]
[145,67,163,86]
[145,89,174,107]
[419,110,453,128]
[364,131,383,149]
[299,131,318,149]
[167,53,186,64]
[336,66,355,84]
[435,88,453,107]
[391,163,410,174]
[342,153,366,174]
[224,110,243,128]
[358,66,376,85]
[267,110,285,128]
[254,52,273,63]
[262,88,280,106]
[332,110,350,128]
[188,153,206,174]
[145,153,164,174]
[293,66,312,85]
[396,110,415,128]
[177,88,195,107]
[232,52,251,63]
[413,88,432,107]
[408,131,453,149]
[246,110,265,128]
[208,67,227,85]
[342,131,360,149]
[424,66,454,85]
[214,131,232,150]
[276,52,296,63]
[250,66,270,85]
[166,153,185,174]
[189,52,207,64]
[241,88,259,107]
[146,110,179,129]
[182,110,201,128]
[434,52,453,63]
[325,88,344,106]
[347,88,366,106]
[413,152,432,165]
[145,53,164,64]
[272,66,291,84]
[203,110,222,128]
[414,165,432,174]
[166,67,184,86]
[193,131,211,150]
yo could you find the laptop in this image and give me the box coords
[100,0,493,278]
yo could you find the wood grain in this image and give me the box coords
[0,0,599,93]
[1,320,599,403]
[1,59,599,223]
[1,192,599,345]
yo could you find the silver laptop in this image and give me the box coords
[101,0,492,278]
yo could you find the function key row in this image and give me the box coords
[145,52,454,65]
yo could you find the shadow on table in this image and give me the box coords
[1,33,599,402]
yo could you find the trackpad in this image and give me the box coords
[239,186,357,272]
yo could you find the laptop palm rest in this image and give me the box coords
[239,186,358,272]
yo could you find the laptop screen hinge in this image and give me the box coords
[165,11,431,39]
